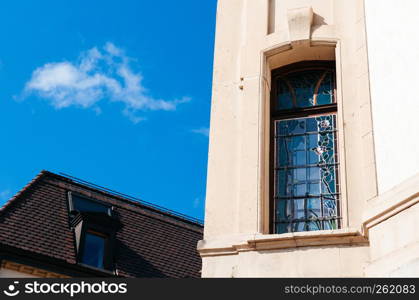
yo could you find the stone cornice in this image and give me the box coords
[363,173,419,237]
[198,229,368,257]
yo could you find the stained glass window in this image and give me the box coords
[271,63,340,234]
[275,69,335,110]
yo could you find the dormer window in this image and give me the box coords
[67,192,119,272]
[81,231,107,269]
[69,193,111,216]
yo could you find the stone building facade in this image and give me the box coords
[198,0,419,277]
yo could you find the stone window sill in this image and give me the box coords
[198,228,367,257]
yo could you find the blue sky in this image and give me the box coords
[0,0,217,220]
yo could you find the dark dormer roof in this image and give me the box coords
[0,171,203,278]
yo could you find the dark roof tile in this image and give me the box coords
[0,171,203,278]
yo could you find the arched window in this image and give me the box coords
[270,61,341,234]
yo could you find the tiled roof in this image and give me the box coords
[0,171,203,278]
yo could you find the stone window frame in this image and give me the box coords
[269,60,341,234]
[259,41,350,236]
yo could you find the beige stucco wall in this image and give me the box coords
[364,174,419,277]
[203,244,370,278]
[201,0,419,277]
[367,203,419,277]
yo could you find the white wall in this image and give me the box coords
[365,200,419,277]
[365,0,419,193]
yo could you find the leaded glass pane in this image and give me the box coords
[317,71,334,105]
[293,150,306,166]
[307,221,322,231]
[307,198,321,218]
[276,199,292,221]
[294,222,306,232]
[292,135,305,150]
[275,69,334,110]
[293,184,306,197]
[308,167,321,181]
[323,219,338,230]
[277,79,294,110]
[291,70,320,107]
[294,168,306,182]
[323,198,338,218]
[322,171,337,194]
[274,114,340,234]
[308,183,320,195]
[294,199,305,219]
[276,223,289,234]
[276,170,290,197]
[278,138,290,166]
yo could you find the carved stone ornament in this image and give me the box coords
[287,6,314,46]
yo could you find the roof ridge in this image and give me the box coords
[43,171,204,228]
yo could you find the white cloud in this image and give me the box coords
[191,127,209,137]
[123,109,146,124]
[23,42,190,122]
